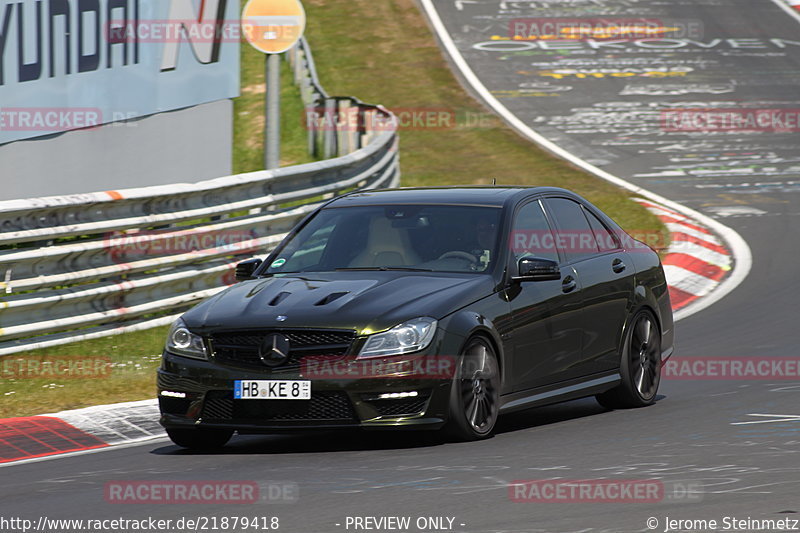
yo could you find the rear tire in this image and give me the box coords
[444,336,500,441]
[166,428,234,450]
[596,309,662,409]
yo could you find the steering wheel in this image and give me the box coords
[437,251,479,265]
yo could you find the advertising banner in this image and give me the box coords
[0,0,240,144]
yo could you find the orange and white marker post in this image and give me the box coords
[241,0,307,169]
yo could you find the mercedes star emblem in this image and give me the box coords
[258,333,291,367]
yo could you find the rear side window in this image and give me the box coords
[583,208,620,252]
[543,198,599,262]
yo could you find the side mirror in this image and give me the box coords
[513,257,561,282]
[235,258,263,282]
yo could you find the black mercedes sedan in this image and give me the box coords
[158,187,674,448]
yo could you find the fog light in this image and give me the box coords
[160,390,187,398]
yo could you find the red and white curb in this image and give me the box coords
[775,0,800,20]
[0,399,162,466]
[782,0,800,13]
[633,198,732,313]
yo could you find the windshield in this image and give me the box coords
[265,204,502,274]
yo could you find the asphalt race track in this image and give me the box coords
[2,1,800,532]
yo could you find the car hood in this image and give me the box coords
[182,271,494,333]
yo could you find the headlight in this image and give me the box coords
[165,318,208,360]
[358,317,437,358]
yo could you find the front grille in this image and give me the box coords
[201,390,357,422]
[365,395,430,417]
[201,394,233,420]
[209,329,355,371]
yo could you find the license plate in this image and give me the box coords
[234,380,311,400]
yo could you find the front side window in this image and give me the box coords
[509,200,559,263]
[265,205,502,274]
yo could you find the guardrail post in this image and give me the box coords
[306,102,317,157]
[293,47,303,86]
[323,98,337,160]
[356,107,367,150]
[337,100,349,157]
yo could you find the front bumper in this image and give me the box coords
[157,350,454,432]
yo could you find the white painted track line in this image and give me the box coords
[418,0,753,322]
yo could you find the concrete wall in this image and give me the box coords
[0,100,232,201]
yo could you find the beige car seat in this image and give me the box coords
[348,216,421,267]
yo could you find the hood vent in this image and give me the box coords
[315,292,349,306]
[268,291,291,306]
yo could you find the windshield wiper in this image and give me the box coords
[335,267,434,272]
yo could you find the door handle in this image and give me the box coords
[562,275,577,293]
[612,258,626,273]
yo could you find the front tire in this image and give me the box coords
[166,428,234,450]
[444,336,500,441]
[596,309,662,409]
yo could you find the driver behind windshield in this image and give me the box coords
[266,205,501,274]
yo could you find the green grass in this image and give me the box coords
[234,38,317,172]
[0,328,168,418]
[299,0,662,232]
[0,0,666,418]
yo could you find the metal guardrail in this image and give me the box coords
[0,37,400,355]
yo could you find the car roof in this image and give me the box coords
[327,186,578,208]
